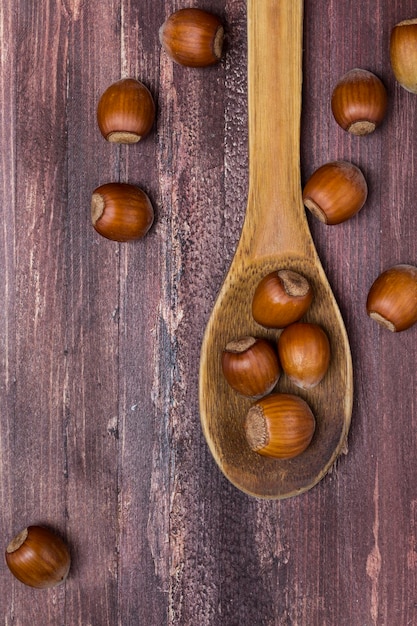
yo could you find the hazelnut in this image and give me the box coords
[302,161,368,225]
[244,393,316,459]
[252,270,313,329]
[366,264,417,332]
[221,336,280,398]
[5,526,71,589]
[278,323,331,389]
[331,68,388,135]
[390,19,417,93]
[91,182,154,242]
[159,8,224,68]
[97,78,155,143]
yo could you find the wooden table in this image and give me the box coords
[1,1,417,624]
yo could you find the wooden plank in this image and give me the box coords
[63,1,121,624]
[0,0,18,616]
[6,1,71,623]
[115,1,171,624]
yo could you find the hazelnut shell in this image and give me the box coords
[278,323,331,389]
[390,19,417,93]
[159,8,224,68]
[91,182,154,242]
[331,68,388,135]
[221,336,280,398]
[244,393,316,459]
[302,161,368,225]
[252,269,313,329]
[5,526,71,589]
[366,264,417,332]
[97,78,155,143]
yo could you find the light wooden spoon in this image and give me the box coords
[199,0,353,499]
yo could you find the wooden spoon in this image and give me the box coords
[199,0,353,499]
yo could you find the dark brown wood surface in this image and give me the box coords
[1,0,417,624]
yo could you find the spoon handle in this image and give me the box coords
[245,0,311,259]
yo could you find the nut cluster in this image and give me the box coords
[92,7,224,243]
[239,13,417,468]
[302,17,417,337]
[260,16,417,485]
[222,270,333,460]
[224,13,417,472]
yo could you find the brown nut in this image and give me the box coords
[366,264,417,332]
[91,182,154,242]
[331,68,388,135]
[159,8,224,68]
[252,269,313,329]
[5,526,71,589]
[390,19,417,93]
[302,161,368,225]
[278,323,331,389]
[221,336,280,398]
[244,393,316,459]
[97,78,155,143]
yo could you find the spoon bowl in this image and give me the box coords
[199,0,353,499]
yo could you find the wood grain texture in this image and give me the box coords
[1,0,417,624]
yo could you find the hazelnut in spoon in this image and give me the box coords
[199,0,353,499]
